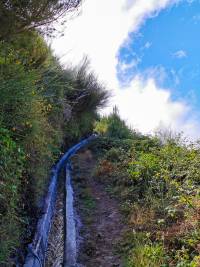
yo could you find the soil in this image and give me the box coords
[72,150,126,267]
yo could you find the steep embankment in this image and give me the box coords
[72,150,127,267]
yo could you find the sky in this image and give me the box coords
[52,0,200,139]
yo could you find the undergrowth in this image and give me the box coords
[0,30,108,264]
[90,110,200,267]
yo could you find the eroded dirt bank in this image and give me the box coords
[72,150,126,267]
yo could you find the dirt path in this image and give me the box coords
[72,150,125,267]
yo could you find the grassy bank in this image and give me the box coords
[90,109,200,266]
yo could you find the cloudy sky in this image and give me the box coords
[52,0,200,139]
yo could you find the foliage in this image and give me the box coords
[95,106,133,139]
[0,27,108,263]
[0,0,81,40]
[91,121,200,266]
[0,127,25,264]
[124,233,166,267]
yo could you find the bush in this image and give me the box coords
[0,31,109,264]
[93,132,200,266]
[95,106,133,139]
[0,127,25,265]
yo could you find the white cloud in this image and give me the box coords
[103,76,185,132]
[143,66,168,84]
[52,0,179,88]
[118,58,141,73]
[192,14,200,24]
[103,75,200,139]
[173,50,187,58]
[52,0,200,139]
[170,69,180,86]
[143,41,152,49]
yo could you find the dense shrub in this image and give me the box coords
[0,128,25,264]
[92,122,200,266]
[95,106,133,139]
[0,31,108,264]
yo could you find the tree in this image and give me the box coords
[0,0,81,40]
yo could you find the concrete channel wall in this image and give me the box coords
[24,135,96,267]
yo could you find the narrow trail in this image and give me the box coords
[26,144,125,267]
[73,150,126,267]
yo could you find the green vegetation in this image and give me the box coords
[0,5,108,263]
[0,0,81,40]
[95,106,134,139]
[78,187,96,225]
[0,128,25,263]
[1,2,200,266]
[92,109,200,267]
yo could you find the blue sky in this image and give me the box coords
[53,0,200,138]
[117,0,200,108]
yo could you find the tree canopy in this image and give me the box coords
[0,0,81,39]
